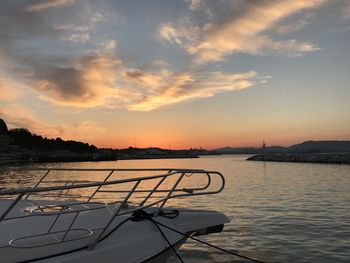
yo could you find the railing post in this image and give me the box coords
[87,170,115,202]
[88,180,140,250]
[154,173,185,216]
[0,193,24,221]
[25,170,50,200]
[62,211,80,241]
[58,181,70,197]
[139,176,166,207]
[47,214,61,234]
[63,180,76,197]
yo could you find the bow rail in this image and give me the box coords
[0,168,225,249]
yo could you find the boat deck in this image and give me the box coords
[0,168,228,263]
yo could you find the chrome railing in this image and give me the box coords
[0,168,225,249]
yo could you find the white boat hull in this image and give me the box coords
[0,200,229,263]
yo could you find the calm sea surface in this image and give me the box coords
[1,155,350,262]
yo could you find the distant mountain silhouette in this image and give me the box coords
[214,141,350,154]
[287,140,350,153]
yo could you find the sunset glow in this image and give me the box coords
[0,0,349,149]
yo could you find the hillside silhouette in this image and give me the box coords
[8,128,97,153]
[215,140,350,154]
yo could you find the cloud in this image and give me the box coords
[0,0,105,62]
[128,70,257,111]
[26,53,258,111]
[63,33,90,43]
[160,0,326,63]
[0,106,106,142]
[159,23,183,45]
[186,0,203,11]
[105,39,117,50]
[0,0,263,112]
[0,106,65,138]
[57,12,105,43]
[159,22,199,46]
[69,121,106,142]
[72,121,104,132]
[33,56,124,108]
[0,1,58,55]
[275,19,309,34]
[0,75,22,101]
[27,0,75,12]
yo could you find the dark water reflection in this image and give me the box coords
[1,155,349,262]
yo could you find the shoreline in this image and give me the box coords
[0,155,199,166]
[247,153,350,164]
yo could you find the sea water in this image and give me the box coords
[1,155,349,262]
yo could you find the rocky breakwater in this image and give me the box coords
[247,153,350,164]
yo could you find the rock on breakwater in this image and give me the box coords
[247,153,350,164]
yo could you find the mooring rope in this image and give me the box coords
[152,218,185,263]
[131,209,269,263]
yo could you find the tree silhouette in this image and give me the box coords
[8,128,97,153]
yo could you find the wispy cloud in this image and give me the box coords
[0,75,22,101]
[0,1,261,112]
[127,70,257,111]
[160,0,326,63]
[0,106,65,138]
[0,104,106,144]
[185,0,212,17]
[57,12,104,43]
[275,19,310,34]
[27,0,75,12]
[29,53,258,111]
[0,106,106,142]
[105,39,117,51]
[5,0,349,114]
[70,121,106,142]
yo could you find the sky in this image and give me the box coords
[0,0,349,149]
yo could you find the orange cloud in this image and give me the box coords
[27,0,75,12]
[31,53,259,111]
[0,106,65,138]
[0,106,109,144]
[34,56,125,108]
[68,121,106,143]
[160,0,326,63]
[128,71,257,111]
[0,75,22,101]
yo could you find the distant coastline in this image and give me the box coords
[0,146,204,166]
[0,148,203,166]
[0,118,207,166]
[1,118,350,166]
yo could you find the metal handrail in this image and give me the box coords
[0,169,215,194]
[0,168,225,249]
[0,171,180,196]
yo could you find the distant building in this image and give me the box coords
[144,148,165,155]
[0,119,10,148]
